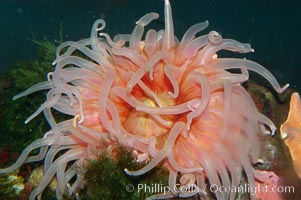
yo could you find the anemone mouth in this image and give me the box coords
[0,0,289,200]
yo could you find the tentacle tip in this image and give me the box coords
[135,106,142,111]
[271,127,277,136]
[186,123,191,131]
[126,84,133,94]
[281,132,288,139]
[124,168,132,175]
[12,96,18,101]
[168,91,176,98]
[154,13,160,19]
[244,44,253,52]
[279,83,290,93]
[256,159,264,164]
[78,115,84,124]
[78,119,84,124]
[197,168,204,173]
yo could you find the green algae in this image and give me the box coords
[80,145,169,200]
[0,40,70,200]
[0,40,56,156]
[0,174,24,200]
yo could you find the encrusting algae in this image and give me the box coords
[280,92,301,178]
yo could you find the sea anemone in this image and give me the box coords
[0,0,288,199]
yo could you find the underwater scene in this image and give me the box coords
[0,0,300,199]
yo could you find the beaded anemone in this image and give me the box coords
[0,0,288,199]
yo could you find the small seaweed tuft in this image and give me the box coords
[80,145,169,200]
[0,40,56,154]
[0,173,24,200]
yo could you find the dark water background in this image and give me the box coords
[0,0,300,91]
